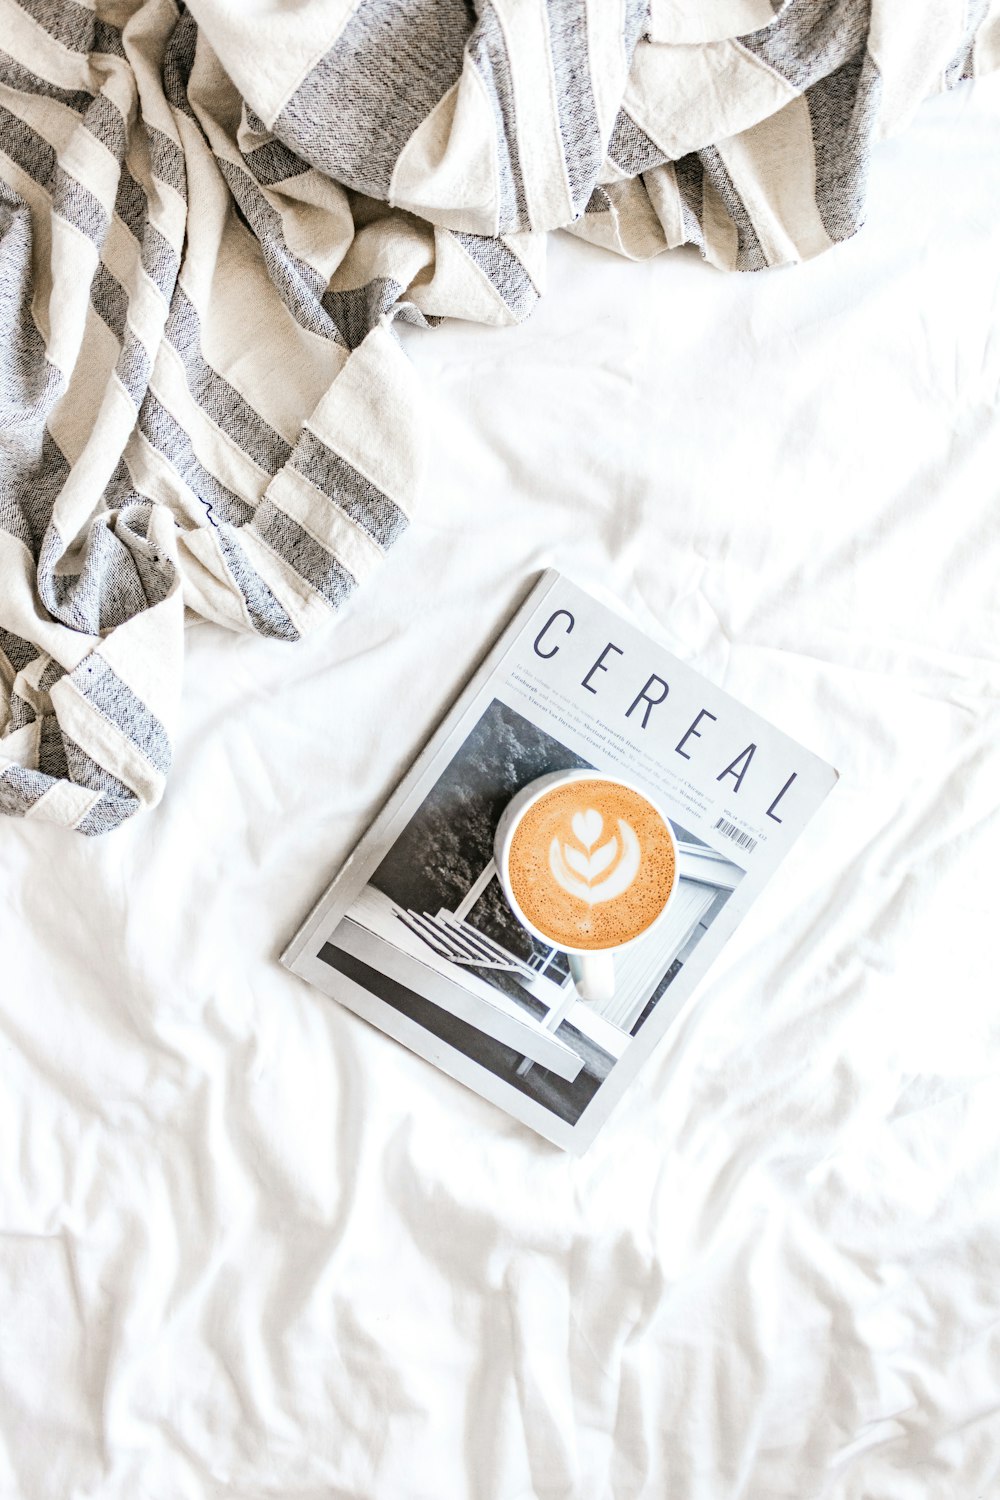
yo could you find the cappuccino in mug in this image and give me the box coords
[506,778,676,951]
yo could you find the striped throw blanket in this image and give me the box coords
[1,0,996,834]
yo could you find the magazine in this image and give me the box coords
[282,571,839,1152]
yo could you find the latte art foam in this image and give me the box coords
[507,780,676,950]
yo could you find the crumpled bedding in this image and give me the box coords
[1,0,998,833]
[2,66,999,1499]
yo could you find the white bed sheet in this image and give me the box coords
[2,76,1000,1500]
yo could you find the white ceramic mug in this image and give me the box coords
[493,770,679,1003]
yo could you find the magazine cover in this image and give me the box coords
[283,572,839,1152]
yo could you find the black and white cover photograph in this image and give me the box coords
[317,698,745,1128]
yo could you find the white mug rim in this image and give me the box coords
[493,769,680,957]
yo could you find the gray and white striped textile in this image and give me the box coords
[1,0,997,833]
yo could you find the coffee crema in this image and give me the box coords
[506,779,676,951]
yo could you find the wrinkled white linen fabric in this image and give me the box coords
[1,73,999,1500]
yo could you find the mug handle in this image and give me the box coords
[568,951,615,1003]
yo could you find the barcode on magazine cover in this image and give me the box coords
[714,817,758,852]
